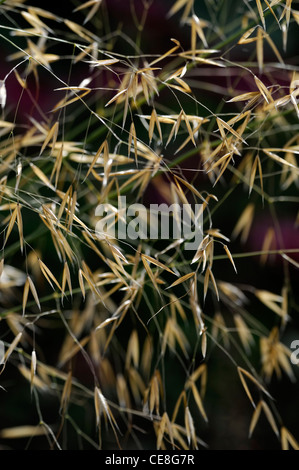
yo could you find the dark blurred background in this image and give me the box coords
[0,0,298,450]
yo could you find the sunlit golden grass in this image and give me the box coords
[0,0,298,450]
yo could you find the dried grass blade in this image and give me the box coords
[95,316,119,331]
[249,401,262,437]
[164,412,175,449]
[109,244,129,266]
[73,0,102,12]
[264,0,280,25]
[75,0,102,25]
[257,27,264,73]
[227,91,260,102]
[85,140,108,179]
[290,92,299,119]
[150,42,180,66]
[16,204,23,254]
[238,26,258,44]
[238,366,272,404]
[261,401,279,437]
[203,267,210,302]
[64,19,94,41]
[0,258,3,279]
[171,390,186,423]
[281,426,299,450]
[57,186,71,220]
[141,336,152,378]
[216,117,247,144]
[190,16,197,52]
[249,155,258,195]
[142,256,160,294]
[237,367,256,408]
[174,175,207,202]
[4,206,17,248]
[40,121,59,155]
[22,276,30,316]
[157,412,167,450]
[234,314,254,353]
[149,374,160,415]
[128,122,138,166]
[264,32,284,64]
[254,75,273,103]
[184,406,197,448]
[0,176,8,204]
[188,380,208,422]
[171,320,189,357]
[3,332,22,365]
[125,330,139,369]
[66,190,77,232]
[58,336,90,367]
[50,144,63,188]
[30,163,55,191]
[141,254,176,275]
[283,0,292,28]
[128,368,145,403]
[166,116,179,146]
[52,89,90,112]
[153,109,163,142]
[257,155,264,198]
[263,150,298,169]
[116,373,130,408]
[189,364,207,385]
[292,8,299,24]
[0,425,48,439]
[181,111,195,146]
[62,261,72,297]
[256,0,266,29]
[209,266,219,300]
[211,156,231,185]
[204,266,219,301]
[223,245,237,273]
[181,55,224,67]
[173,125,200,153]
[94,386,101,426]
[60,370,72,413]
[78,268,86,300]
[14,160,21,190]
[149,109,156,143]
[172,77,192,93]
[167,0,192,19]
[22,10,53,33]
[200,331,207,359]
[255,289,284,317]
[38,258,62,291]
[232,203,255,243]
[82,232,106,263]
[0,80,7,109]
[28,276,41,311]
[209,152,232,171]
[105,88,127,107]
[167,272,195,289]
[281,253,299,269]
[192,14,208,48]
[86,58,119,67]
[30,350,37,393]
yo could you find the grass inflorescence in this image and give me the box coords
[0,0,298,450]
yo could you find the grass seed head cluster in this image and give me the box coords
[0,0,298,450]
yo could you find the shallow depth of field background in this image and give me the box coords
[0,0,298,450]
